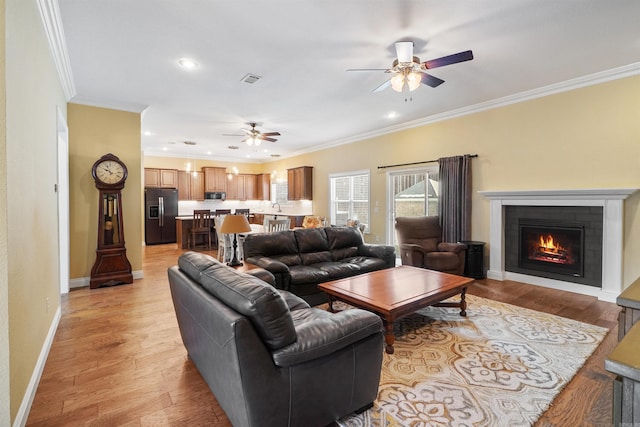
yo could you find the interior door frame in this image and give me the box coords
[57,107,70,294]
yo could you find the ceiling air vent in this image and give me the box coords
[241,73,262,84]
[228,145,239,150]
[183,140,197,145]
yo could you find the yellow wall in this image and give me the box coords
[260,75,640,287]
[0,0,9,423]
[68,104,143,279]
[4,0,67,421]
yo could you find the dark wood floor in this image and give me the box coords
[26,244,620,426]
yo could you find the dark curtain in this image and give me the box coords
[438,155,472,242]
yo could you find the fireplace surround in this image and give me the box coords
[480,189,637,302]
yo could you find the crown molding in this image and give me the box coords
[69,96,149,114]
[37,0,76,101]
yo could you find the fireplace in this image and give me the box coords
[479,188,638,302]
[518,220,584,278]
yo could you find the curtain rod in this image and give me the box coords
[377,154,478,170]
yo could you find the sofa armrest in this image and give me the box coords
[438,242,467,254]
[271,309,382,367]
[245,256,290,274]
[399,243,427,267]
[357,244,396,268]
[278,290,310,311]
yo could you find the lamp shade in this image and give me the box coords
[219,214,251,234]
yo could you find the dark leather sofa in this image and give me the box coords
[168,251,384,427]
[243,226,396,305]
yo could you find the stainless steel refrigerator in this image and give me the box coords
[145,188,178,244]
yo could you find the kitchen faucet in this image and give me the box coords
[272,202,282,213]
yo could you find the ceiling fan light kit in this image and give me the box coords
[348,40,473,93]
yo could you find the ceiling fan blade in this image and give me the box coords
[395,41,414,63]
[373,79,392,93]
[423,50,474,69]
[420,72,445,88]
[261,132,280,137]
[347,68,392,72]
[261,137,278,143]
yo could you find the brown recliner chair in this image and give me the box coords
[395,216,467,275]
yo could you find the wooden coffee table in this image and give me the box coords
[319,266,474,354]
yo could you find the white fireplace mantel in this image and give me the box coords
[479,188,638,302]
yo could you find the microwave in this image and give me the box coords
[205,191,226,200]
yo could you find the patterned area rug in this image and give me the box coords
[337,294,608,427]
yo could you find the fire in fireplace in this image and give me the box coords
[518,220,584,278]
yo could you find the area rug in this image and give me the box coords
[337,294,608,427]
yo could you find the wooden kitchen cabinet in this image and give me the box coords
[144,168,178,188]
[257,173,271,201]
[287,166,313,200]
[178,171,204,201]
[226,174,258,200]
[203,167,227,192]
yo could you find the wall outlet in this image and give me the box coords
[375,235,380,242]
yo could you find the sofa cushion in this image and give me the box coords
[178,251,219,282]
[313,261,360,278]
[288,265,331,285]
[198,261,297,351]
[243,230,302,266]
[325,226,363,251]
[294,228,333,265]
[342,256,388,273]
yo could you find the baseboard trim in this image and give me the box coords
[13,306,61,427]
[69,270,144,289]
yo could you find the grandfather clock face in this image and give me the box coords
[90,153,132,289]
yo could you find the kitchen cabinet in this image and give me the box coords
[257,173,271,201]
[145,168,178,188]
[203,167,227,192]
[287,166,313,200]
[227,174,258,200]
[178,171,204,201]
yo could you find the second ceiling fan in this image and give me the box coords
[348,41,473,93]
[239,122,280,146]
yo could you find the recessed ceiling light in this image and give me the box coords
[162,147,168,151]
[206,151,212,155]
[143,131,152,136]
[386,111,398,119]
[178,57,199,70]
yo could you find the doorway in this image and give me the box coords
[386,166,439,249]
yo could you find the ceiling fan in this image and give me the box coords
[348,41,473,93]
[226,123,281,146]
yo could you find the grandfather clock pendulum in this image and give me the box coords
[89,153,133,288]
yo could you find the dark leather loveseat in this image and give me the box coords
[243,226,396,305]
[168,252,384,427]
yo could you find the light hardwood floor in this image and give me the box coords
[26,244,620,426]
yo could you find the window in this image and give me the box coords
[386,166,439,246]
[329,170,369,229]
[271,181,289,205]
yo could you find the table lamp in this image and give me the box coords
[219,214,252,266]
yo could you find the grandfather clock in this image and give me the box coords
[90,153,133,288]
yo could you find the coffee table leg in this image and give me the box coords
[383,321,395,354]
[460,287,467,317]
[327,296,336,313]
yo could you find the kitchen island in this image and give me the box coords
[175,212,311,249]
